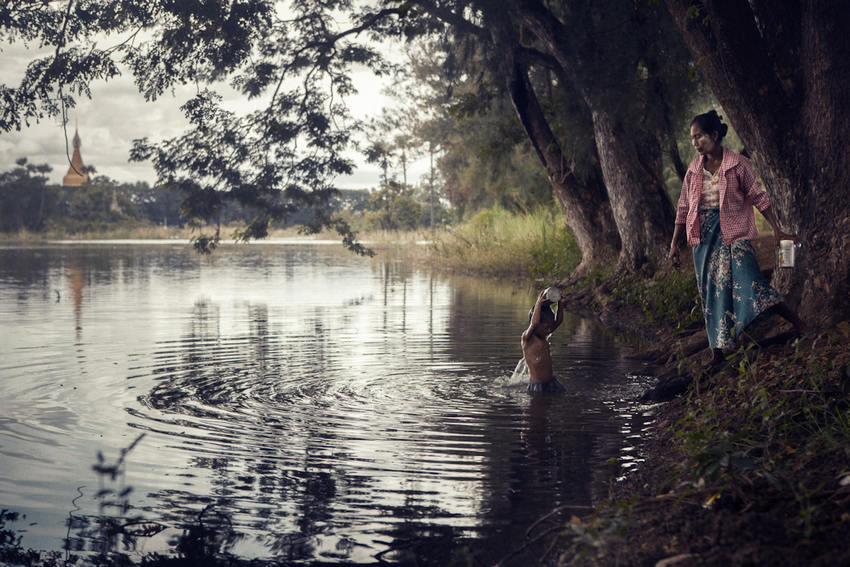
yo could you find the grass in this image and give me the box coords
[553,323,850,565]
[428,205,582,280]
[0,224,195,242]
[1,208,581,286]
[610,269,702,330]
[0,222,436,249]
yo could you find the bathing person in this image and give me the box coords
[668,110,806,366]
[522,289,567,394]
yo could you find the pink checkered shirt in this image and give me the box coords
[675,147,771,246]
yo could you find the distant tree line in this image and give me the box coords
[0,158,185,233]
[0,158,448,235]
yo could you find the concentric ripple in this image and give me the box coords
[0,243,653,564]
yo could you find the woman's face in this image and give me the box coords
[690,124,718,156]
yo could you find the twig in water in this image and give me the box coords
[494,524,565,567]
[525,504,592,538]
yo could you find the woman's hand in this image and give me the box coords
[762,207,796,244]
[669,224,685,269]
[773,229,797,244]
[668,244,681,268]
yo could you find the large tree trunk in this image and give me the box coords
[589,107,675,269]
[488,12,620,271]
[665,0,850,326]
[507,64,620,269]
[514,0,675,270]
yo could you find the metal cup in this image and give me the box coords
[778,239,797,268]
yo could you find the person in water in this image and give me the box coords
[669,110,807,366]
[522,289,567,394]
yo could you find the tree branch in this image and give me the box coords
[409,0,488,40]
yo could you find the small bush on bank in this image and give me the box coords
[612,269,702,330]
[429,205,581,279]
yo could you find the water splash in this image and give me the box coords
[508,357,529,385]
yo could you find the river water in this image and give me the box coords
[0,242,653,565]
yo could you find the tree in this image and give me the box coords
[503,0,692,269]
[2,0,394,254]
[664,0,850,324]
[363,139,395,187]
[0,158,53,232]
[391,1,694,269]
[1,0,694,269]
[483,8,621,268]
[391,17,621,263]
[128,181,186,227]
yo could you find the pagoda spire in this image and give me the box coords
[62,127,90,187]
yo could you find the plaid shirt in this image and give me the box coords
[675,147,771,246]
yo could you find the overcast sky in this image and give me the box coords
[0,42,423,190]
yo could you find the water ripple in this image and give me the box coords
[0,244,653,564]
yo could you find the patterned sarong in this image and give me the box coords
[527,376,566,395]
[693,207,782,349]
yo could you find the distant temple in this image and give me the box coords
[62,129,90,187]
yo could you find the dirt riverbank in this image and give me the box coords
[525,253,850,566]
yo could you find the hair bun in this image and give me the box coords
[691,109,729,142]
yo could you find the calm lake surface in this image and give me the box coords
[0,242,653,565]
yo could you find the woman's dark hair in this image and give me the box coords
[691,110,729,142]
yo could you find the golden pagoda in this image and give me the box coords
[62,129,90,187]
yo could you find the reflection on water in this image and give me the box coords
[0,243,654,565]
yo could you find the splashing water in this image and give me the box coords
[509,357,530,385]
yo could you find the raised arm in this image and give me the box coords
[522,290,547,342]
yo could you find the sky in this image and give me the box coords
[0,42,425,190]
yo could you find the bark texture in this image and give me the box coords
[590,108,675,268]
[488,10,620,269]
[513,0,675,270]
[666,0,850,325]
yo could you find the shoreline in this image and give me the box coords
[537,283,850,566]
[3,233,846,565]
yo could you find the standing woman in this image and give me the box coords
[668,110,806,365]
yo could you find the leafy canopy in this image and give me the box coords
[1,0,427,252]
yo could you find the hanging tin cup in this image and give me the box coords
[777,239,800,268]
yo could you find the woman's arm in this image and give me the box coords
[668,223,686,267]
[760,206,796,243]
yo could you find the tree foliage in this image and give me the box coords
[0,158,53,232]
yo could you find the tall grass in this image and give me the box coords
[430,206,581,279]
[0,223,194,241]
